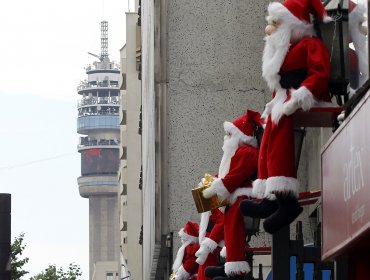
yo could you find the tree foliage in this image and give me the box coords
[11,233,29,280]
[11,233,82,280]
[30,263,82,280]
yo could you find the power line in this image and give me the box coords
[0,152,77,171]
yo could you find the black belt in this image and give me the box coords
[279,68,307,89]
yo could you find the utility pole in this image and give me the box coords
[0,193,11,280]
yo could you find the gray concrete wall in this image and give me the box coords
[165,0,270,249]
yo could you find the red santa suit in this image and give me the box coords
[253,0,332,200]
[244,0,333,234]
[172,221,200,280]
[202,110,262,277]
[196,208,224,280]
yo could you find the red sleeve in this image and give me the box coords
[182,244,200,274]
[221,146,258,194]
[301,38,331,102]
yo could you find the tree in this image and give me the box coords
[30,263,82,280]
[11,233,29,280]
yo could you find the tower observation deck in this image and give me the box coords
[77,21,120,280]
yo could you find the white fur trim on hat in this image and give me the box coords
[223,122,258,148]
[265,176,299,198]
[252,179,267,199]
[176,265,190,280]
[212,178,231,202]
[201,237,218,253]
[178,228,198,244]
[229,187,253,205]
[220,246,227,258]
[268,2,313,27]
[225,261,250,276]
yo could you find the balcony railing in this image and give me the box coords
[77,96,120,107]
[78,137,120,149]
[77,82,119,92]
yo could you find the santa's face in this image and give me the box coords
[265,18,282,36]
[222,131,239,154]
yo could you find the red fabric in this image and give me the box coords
[198,209,224,280]
[224,196,248,263]
[283,0,328,23]
[197,250,219,280]
[280,37,331,103]
[221,145,259,194]
[232,110,263,137]
[184,221,199,238]
[258,115,296,180]
[182,243,200,275]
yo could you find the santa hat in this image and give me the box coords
[178,221,199,244]
[172,221,199,272]
[223,110,263,148]
[268,0,332,27]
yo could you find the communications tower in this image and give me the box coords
[77,21,120,280]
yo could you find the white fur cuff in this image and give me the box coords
[201,237,218,253]
[212,178,231,201]
[265,176,299,198]
[252,179,266,199]
[291,86,315,111]
[229,188,253,205]
[225,261,250,276]
[220,246,227,258]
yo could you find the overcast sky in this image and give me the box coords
[0,0,130,278]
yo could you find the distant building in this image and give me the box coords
[118,5,143,280]
[77,21,120,280]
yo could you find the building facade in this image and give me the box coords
[136,0,353,278]
[118,9,143,280]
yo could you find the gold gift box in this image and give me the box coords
[192,174,228,213]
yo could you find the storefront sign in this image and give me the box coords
[321,91,370,260]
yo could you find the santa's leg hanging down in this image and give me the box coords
[240,114,302,234]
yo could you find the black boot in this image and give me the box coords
[263,193,303,234]
[239,198,278,218]
[205,265,226,278]
[213,275,245,280]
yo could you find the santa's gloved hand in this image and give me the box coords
[261,100,274,120]
[175,265,190,280]
[195,245,210,265]
[283,97,300,116]
[202,185,217,199]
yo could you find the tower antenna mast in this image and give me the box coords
[100,21,108,60]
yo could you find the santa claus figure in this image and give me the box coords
[196,208,224,280]
[200,110,262,280]
[172,221,200,280]
[240,0,333,234]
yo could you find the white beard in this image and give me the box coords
[262,24,292,91]
[218,135,240,178]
